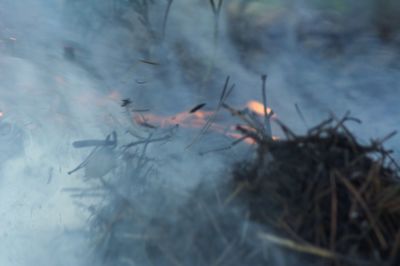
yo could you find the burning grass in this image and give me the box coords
[68,78,400,265]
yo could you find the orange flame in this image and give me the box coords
[247,100,273,116]
[133,101,277,145]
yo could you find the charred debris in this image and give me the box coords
[230,112,400,265]
[68,76,400,266]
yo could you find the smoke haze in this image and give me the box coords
[0,0,399,265]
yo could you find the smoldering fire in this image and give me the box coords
[0,1,400,266]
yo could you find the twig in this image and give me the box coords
[330,172,338,252]
[336,172,388,249]
[261,74,272,137]
[308,117,334,135]
[295,103,309,129]
[73,131,117,148]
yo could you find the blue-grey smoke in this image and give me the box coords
[0,0,399,265]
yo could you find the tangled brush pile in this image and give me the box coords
[231,113,400,266]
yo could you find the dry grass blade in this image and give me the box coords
[377,130,398,145]
[336,172,388,250]
[258,232,337,259]
[274,119,296,140]
[161,0,174,41]
[209,0,223,15]
[330,172,338,252]
[261,74,272,136]
[122,135,170,151]
[212,240,235,266]
[68,146,101,175]
[199,135,249,155]
[186,76,233,148]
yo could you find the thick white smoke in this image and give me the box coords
[0,0,399,265]
[0,1,122,265]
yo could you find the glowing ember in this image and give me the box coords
[247,100,273,116]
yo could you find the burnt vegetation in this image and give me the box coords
[62,1,400,265]
[231,113,400,265]
[68,76,400,266]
